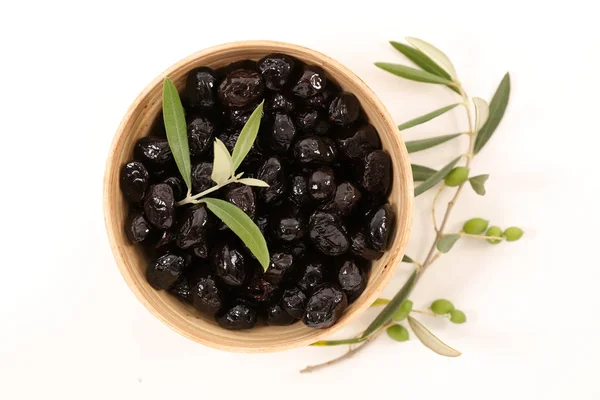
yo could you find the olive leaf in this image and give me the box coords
[398,103,461,131]
[211,139,233,184]
[402,254,415,263]
[311,338,365,346]
[473,97,490,133]
[236,178,269,187]
[407,316,461,357]
[361,269,417,338]
[469,174,489,196]
[436,234,460,253]
[162,78,192,194]
[231,101,264,171]
[405,37,458,80]
[389,41,452,80]
[406,133,463,154]
[371,298,390,307]
[374,63,455,86]
[474,73,511,154]
[201,197,270,270]
[412,164,438,182]
[414,156,461,197]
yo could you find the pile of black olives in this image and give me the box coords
[120,54,395,330]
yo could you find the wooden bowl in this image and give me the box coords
[103,40,413,353]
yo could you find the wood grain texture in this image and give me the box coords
[103,41,414,353]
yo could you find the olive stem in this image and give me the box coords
[411,309,448,318]
[431,185,445,232]
[176,176,238,206]
[460,232,504,241]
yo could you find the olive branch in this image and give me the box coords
[301,37,523,373]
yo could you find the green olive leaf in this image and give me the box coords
[407,316,461,357]
[473,97,490,133]
[211,139,233,184]
[311,338,365,346]
[361,269,417,339]
[436,234,461,253]
[405,133,463,154]
[389,41,452,80]
[162,78,192,194]
[469,174,489,196]
[412,164,438,181]
[236,178,270,187]
[398,104,461,131]
[371,298,390,307]
[231,101,264,171]
[474,73,511,154]
[414,156,461,197]
[402,255,415,263]
[201,197,270,270]
[374,63,455,86]
[405,37,458,80]
[387,324,410,342]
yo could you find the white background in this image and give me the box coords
[1,1,598,398]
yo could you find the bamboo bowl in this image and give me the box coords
[103,40,413,353]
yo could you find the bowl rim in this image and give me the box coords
[103,40,414,352]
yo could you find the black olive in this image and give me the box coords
[271,207,305,243]
[303,285,347,328]
[284,240,308,259]
[185,67,218,109]
[216,302,257,330]
[258,53,297,91]
[266,302,296,326]
[256,214,270,237]
[308,167,336,203]
[292,65,327,98]
[146,253,184,290]
[366,204,395,251]
[289,174,310,206]
[337,259,367,302]
[192,275,224,315]
[335,123,381,161]
[218,69,264,109]
[176,204,209,249]
[125,211,151,243]
[135,137,173,169]
[293,135,337,164]
[329,92,360,125]
[244,275,278,304]
[191,162,213,194]
[210,242,247,287]
[294,108,319,132]
[143,183,175,230]
[168,277,193,303]
[162,176,186,202]
[264,112,297,153]
[357,150,392,196]
[349,231,384,261]
[120,161,149,203]
[187,115,215,158]
[257,156,285,204]
[298,258,326,294]
[222,108,255,129]
[264,251,295,284]
[320,181,362,216]
[224,183,257,220]
[265,92,295,114]
[282,287,308,319]
[308,211,349,256]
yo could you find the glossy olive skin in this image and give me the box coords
[265,93,295,114]
[187,115,215,158]
[224,183,257,220]
[289,174,310,206]
[349,231,384,261]
[191,162,213,194]
[155,229,177,253]
[146,254,184,290]
[169,277,192,303]
[218,69,264,109]
[264,251,295,284]
[321,181,362,217]
[304,84,338,110]
[367,204,395,251]
[302,285,348,328]
[125,211,151,243]
[257,156,285,204]
[264,113,297,153]
[271,207,305,242]
[185,67,218,109]
[266,302,296,326]
[244,275,278,304]
[284,240,307,259]
[338,259,367,302]
[308,167,336,203]
[294,108,319,132]
[309,211,349,256]
[335,123,381,161]
[192,276,224,315]
[293,135,337,164]
[292,65,327,98]
[176,204,209,249]
[222,108,253,129]
[143,183,175,230]
[120,161,149,203]
[357,150,392,196]
[329,92,360,125]
[135,137,173,169]
[298,258,326,294]
[258,53,296,91]
[256,214,270,237]
[210,242,247,287]
[282,287,308,319]
[216,302,257,330]
[162,176,186,202]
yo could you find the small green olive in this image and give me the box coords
[444,167,469,187]
[486,226,503,244]
[430,299,455,314]
[387,324,410,342]
[392,299,413,321]
[503,227,524,242]
[449,309,467,324]
[463,218,489,234]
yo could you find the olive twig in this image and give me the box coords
[460,232,505,241]
[431,185,445,232]
[176,176,238,206]
[411,309,448,318]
